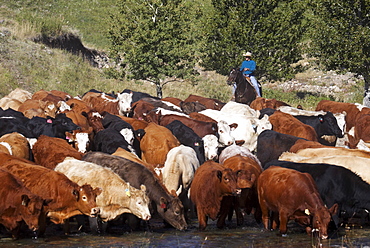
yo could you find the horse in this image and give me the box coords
[226,68,261,105]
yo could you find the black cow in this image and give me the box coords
[82,151,187,231]
[256,130,305,167]
[26,113,80,139]
[166,120,205,164]
[0,108,33,137]
[92,128,131,154]
[265,160,370,227]
[294,111,343,146]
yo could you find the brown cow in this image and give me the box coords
[269,110,318,141]
[189,112,218,123]
[184,94,226,110]
[161,97,183,107]
[289,139,330,153]
[257,166,338,239]
[0,96,23,111]
[18,99,58,118]
[119,116,149,130]
[159,114,218,138]
[0,156,101,235]
[0,132,31,160]
[218,154,263,227]
[190,161,240,230]
[131,99,156,121]
[0,168,47,239]
[140,122,180,166]
[250,97,290,111]
[32,135,83,169]
[81,92,119,115]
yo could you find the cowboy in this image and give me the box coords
[240,52,261,97]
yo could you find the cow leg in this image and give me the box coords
[10,225,21,240]
[75,215,88,232]
[63,219,70,235]
[197,208,207,230]
[259,200,270,230]
[89,217,102,235]
[278,210,289,236]
[217,196,232,228]
[36,213,47,237]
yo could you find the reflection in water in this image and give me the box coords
[1,216,370,247]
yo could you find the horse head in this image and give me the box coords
[226,68,239,85]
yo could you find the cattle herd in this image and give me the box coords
[0,87,370,241]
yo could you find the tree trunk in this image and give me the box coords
[156,83,163,99]
[362,71,370,107]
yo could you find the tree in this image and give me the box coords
[307,0,370,92]
[107,0,201,98]
[200,0,308,81]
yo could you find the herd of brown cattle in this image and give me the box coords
[0,87,370,241]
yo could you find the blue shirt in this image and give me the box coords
[240,60,256,76]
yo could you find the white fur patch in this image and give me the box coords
[0,142,12,155]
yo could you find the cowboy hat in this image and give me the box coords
[243,52,252,57]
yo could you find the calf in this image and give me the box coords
[82,151,188,231]
[93,128,132,155]
[190,161,240,230]
[32,135,83,169]
[0,168,47,240]
[264,160,370,227]
[269,110,318,141]
[0,156,101,235]
[258,166,338,239]
[55,157,151,233]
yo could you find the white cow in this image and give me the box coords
[162,145,200,195]
[279,151,370,184]
[199,109,272,152]
[117,92,133,116]
[55,157,151,222]
[220,101,259,117]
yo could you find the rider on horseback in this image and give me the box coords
[240,52,261,97]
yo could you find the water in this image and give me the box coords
[1,216,370,248]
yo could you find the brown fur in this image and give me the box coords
[250,97,290,111]
[190,161,239,230]
[160,114,218,138]
[140,123,180,166]
[184,94,226,110]
[81,92,119,115]
[269,111,318,141]
[289,139,329,153]
[32,135,83,169]
[0,159,101,228]
[0,168,46,239]
[0,132,31,160]
[257,166,338,238]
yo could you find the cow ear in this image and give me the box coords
[94,187,102,196]
[170,190,177,197]
[217,170,223,181]
[140,184,146,192]
[329,203,339,215]
[73,189,79,201]
[229,123,238,131]
[21,195,30,206]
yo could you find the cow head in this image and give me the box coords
[311,203,338,239]
[202,134,219,161]
[74,184,102,218]
[156,196,187,231]
[65,129,92,153]
[217,168,241,195]
[217,120,235,146]
[53,113,81,139]
[117,92,133,116]
[128,184,151,221]
[82,111,104,133]
[20,194,50,232]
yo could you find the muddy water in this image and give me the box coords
[1,216,370,248]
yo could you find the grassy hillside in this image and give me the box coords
[0,1,364,109]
